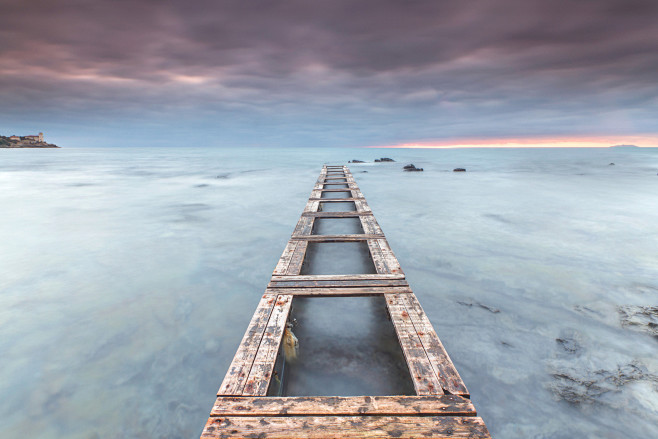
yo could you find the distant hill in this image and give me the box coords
[610,144,640,148]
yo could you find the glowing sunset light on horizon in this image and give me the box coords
[366,135,658,149]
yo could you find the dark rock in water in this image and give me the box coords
[453,168,466,172]
[403,164,423,172]
[349,159,365,163]
[456,299,500,313]
[549,359,657,405]
[374,157,395,162]
[555,330,582,355]
[609,163,615,165]
[618,305,658,337]
[361,171,368,173]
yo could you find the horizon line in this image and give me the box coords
[362,135,658,149]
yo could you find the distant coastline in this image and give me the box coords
[1,133,60,148]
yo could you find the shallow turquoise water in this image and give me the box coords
[1,146,657,438]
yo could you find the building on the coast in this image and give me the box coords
[23,132,44,143]
[9,135,20,141]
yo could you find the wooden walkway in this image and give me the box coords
[201,165,491,439]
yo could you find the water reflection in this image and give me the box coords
[319,201,355,212]
[312,218,363,235]
[301,242,376,275]
[320,191,351,199]
[274,296,415,396]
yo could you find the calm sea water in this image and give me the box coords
[1,146,657,438]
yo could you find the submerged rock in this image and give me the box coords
[609,163,615,166]
[403,164,423,172]
[555,330,583,355]
[456,299,500,313]
[618,305,658,337]
[549,360,657,405]
[453,168,466,172]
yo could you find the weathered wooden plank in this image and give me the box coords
[354,199,372,212]
[319,188,357,192]
[302,211,372,218]
[386,294,444,395]
[360,216,384,235]
[303,200,320,213]
[210,395,476,417]
[272,241,299,275]
[400,294,469,397]
[292,217,315,237]
[376,239,403,274]
[267,279,409,289]
[309,197,364,202]
[367,239,388,274]
[286,239,308,275]
[266,286,413,296]
[271,274,406,281]
[290,234,384,242]
[218,294,278,395]
[242,295,293,396]
[202,416,490,438]
[368,239,403,275]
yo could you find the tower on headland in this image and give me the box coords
[38,132,44,143]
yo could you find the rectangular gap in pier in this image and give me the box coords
[312,218,364,235]
[320,190,351,199]
[323,183,349,189]
[300,241,376,275]
[319,201,356,212]
[267,296,415,397]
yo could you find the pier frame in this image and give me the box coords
[201,166,490,439]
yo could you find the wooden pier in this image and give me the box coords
[201,166,491,438]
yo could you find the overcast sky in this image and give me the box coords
[1,0,657,147]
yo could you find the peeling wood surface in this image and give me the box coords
[218,294,277,395]
[242,295,293,396]
[290,234,384,241]
[272,241,299,276]
[265,286,413,296]
[270,274,406,281]
[267,279,409,289]
[400,294,469,397]
[204,164,488,439]
[302,211,372,217]
[211,395,476,417]
[314,198,360,202]
[386,294,444,395]
[286,240,308,275]
[368,239,404,275]
[202,416,491,439]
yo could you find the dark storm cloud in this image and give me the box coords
[1,0,657,146]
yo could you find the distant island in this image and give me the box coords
[610,144,640,148]
[1,132,59,148]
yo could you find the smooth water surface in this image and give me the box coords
[312,218,363,235]
[280,296,415,397]
[2,146,658,438]
[300,242,376,275]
